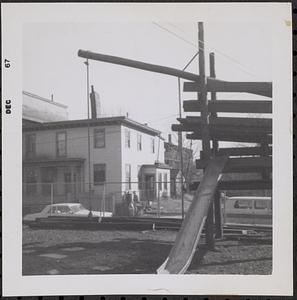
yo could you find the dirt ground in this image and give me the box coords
[23,226,272,275]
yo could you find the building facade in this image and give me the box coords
[23,116,170,213]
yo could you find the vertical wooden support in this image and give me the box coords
[198,22,214,249]
[214,189,223,239]
[205,202,215,249]
[209,52,223,239]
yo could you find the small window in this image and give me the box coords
[137,165,142,189]
[25,133,36,159]
[25,167,37,195]
[125,164,131,190]
[137,133,142,151]
[151,138,155,153]
[56,131,67,157]
[254,200,268,210]
[64,172,72,194]
[164,173,168,190]
[94,164,106,185]
[56,206,71,214]
[158,173,162,191]
[234,199,252,209]
[125,129,131,148]
[94,128,105,148]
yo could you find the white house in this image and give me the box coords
[23,116,170,213]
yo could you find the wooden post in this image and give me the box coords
[198,22,213,249]
[214,189,223,239]
[209,52,223,239]
[205,202,215,249]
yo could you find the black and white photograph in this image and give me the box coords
[2,2,293,296]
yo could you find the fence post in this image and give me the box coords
[103,182,106,217]
[50,183,54,215]
[157,189,160,218]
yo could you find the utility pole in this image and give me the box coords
[84,59,92,213]
[198,22,214,249]
[178,78,184,219]
[210,52,223,239]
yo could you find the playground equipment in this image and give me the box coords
[78,22,272,274]
[157,156,228,274]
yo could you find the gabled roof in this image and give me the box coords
[23,116,161,136]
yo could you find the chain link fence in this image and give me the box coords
[23,180,190,217]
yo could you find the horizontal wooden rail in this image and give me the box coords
[172,124,271,137]
[78,49,201,82]
[200,146,272,158]
[183,100,272,114]
[184,79,273,98]
[189,180,272,191]
[186,132,272,144]
[178,116,272,129]
[196,157,272,172]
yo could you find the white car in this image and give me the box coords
[23,203,112,222]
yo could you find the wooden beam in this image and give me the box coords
[189,180,272,191]
[201,146,272,158]
[196,157,272,172]
[172,124,272,138]
[78,49,201,82]
[184,79,273,98]
[179,116,272,129]
[183,100,272,114]
[187,132,272,144]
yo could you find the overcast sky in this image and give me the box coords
[23,21,272,145]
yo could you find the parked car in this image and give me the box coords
[23,203,112,222]
[223,196,272,226]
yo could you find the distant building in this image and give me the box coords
[23,91,68,125]
[164,134,193,197]
[22,116,170,213]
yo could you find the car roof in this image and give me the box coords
[227,197,271,201]
[50,203,82,207]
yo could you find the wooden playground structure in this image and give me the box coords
[78,22,272,274]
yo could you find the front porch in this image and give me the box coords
[23,157,85,214]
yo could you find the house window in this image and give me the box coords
[125,129,131,148]
[137,133,142,151]
[158,173,162,191]
[94,164,106,185]
[125,164,131,190]
[94,128,105,148]
[151,138,155,153]
[64,172,72,194]
[41,167,57,196]
[164,173,168,190]
[25,167,37,195]
[25,134,36,159]
[137,165,142,189]
[56,131,67,157]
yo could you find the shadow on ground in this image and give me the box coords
[23,238,172,275]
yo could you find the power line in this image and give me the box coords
[152,22,197,49]
[154,22,258,79]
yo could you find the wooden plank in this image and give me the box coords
[179,116,272,129]
[196,157,272,172]
[183,100,272,114]
[187,132,272,144]
[184,79,273,98]
[172,124,272,138]
[157,157,228,274]
[78,49,201,82]
[189,180,272,191]
[201,146,272,158]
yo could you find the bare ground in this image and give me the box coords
[23,226,272,275]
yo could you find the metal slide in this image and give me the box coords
[157,156,228,274]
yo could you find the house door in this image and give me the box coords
[145,175,155,203]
